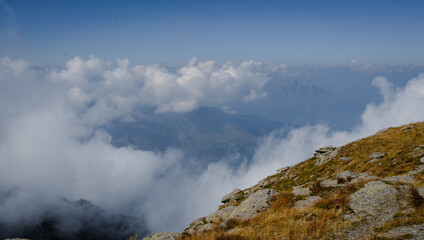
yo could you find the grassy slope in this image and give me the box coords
[178,122,424,240]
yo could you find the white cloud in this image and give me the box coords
[1,56,424,236]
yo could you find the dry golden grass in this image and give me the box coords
[179,191,348,240]
[268,121,424,192]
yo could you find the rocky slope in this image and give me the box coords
[141,121,424,240]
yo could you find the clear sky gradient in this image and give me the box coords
[1,0,423,66]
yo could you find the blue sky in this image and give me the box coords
[1,0,424,66]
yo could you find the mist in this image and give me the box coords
[0,56,423,237]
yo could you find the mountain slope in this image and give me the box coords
[142,121,424,240]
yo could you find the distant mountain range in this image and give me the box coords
[105,107,286,166]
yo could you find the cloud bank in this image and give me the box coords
[0,56,423,236]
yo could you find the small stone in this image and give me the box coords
[321,179,344,188]
[339,157,352,161]
[418,187,424,198]
[409,165,424,175]
[292,186,310,196]
[343,211,360,222]
[257,179,270,187]
[294,196,322,209]
[350,173,378,183]
[402,125,414,131]
[287,174,296,179]
[368,152,386,159]
[337,171,358,182]
[277,166,290,173]
[420,157,424,163]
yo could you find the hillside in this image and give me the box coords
[141,121,424,240]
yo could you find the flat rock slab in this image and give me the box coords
[348,181,399,222]
[381,224,424,239]
[229,189,276,220]
[383,174,415,184]
[142,232,180,240]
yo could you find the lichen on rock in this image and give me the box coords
[348,181,399,222]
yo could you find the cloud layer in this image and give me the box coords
[0,56,423,235]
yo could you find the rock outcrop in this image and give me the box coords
[314,145,338,165]
[142,232,180,240]
[221,189,241,203]
[228,189,276,220]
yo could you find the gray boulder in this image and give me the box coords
[228,189,276,220]
[186,205,236,235]
[142,232,180,240]
[314,146,338,165]
[292,186,310,196]
[205,205,235,223]
[337,171,359,182]
[185,218,214,235]
[221,188,241,203]
[348,181,399,222]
